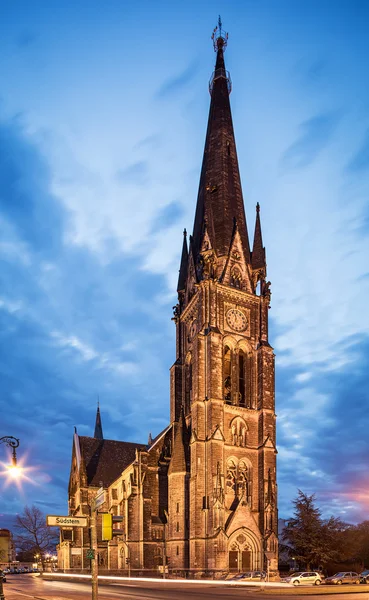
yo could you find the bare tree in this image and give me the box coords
[14,505,58,568]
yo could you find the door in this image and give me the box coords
[241,551,251,571]
[229,551,238,571]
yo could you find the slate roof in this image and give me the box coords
[192,40,251,263]
[79,436,145,488]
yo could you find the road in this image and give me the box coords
[4,575,369,600]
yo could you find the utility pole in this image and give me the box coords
[90,505,98,600]
[0,571,5,600]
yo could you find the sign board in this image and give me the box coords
[47,515,88,527]
[86,549,95,560]
[94,491,105,510]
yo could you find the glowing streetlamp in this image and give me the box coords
[0,436,22,478]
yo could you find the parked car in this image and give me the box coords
[360,570,369,584]
[325,572,360,585]
[229,572,252,580]
[281,571,322,586]
[230,571,266,581]
[252,571,266,580]
[0,570,6,583]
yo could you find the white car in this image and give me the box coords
[282,571,322,586]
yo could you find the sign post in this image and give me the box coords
[47,515,88,527]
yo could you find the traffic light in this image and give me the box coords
[101,513,123,541]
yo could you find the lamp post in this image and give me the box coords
[0,435,20,600]
[0,436,21,478]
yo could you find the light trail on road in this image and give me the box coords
[5,575,369,600]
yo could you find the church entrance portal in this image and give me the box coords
[229,549,251,572]
[229,531,257,572]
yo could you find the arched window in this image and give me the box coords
[238,461,249,499]
[224,346,232,402]
[231,268,242,289]
[230,417,247,447]
[238,350,245,406]
[226,460,237,495]
[184,356,192,414]
[226,458,252,506]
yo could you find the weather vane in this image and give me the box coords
[211,15,229,52]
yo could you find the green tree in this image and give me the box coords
[282,491,347,570]
[14,505,58,569]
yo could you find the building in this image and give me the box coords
[62,20,278,577]
[0,529,16,567]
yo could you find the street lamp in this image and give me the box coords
[0,436,22,478]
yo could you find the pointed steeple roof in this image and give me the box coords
[177,229,188,292]
[192,19,251,265]
[251,202,266,270]
[94,402,103,440]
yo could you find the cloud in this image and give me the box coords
[281,112,341,169]
[50,331,99,361]
[0,118,66,255]
[0,116,174,517]
[346,129,369,172]
[156,61,198,98]
[277,336,369,522]
[149,200,184,233]
[116,160,149,185]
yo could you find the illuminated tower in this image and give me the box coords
[169,18,278,574]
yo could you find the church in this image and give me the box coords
[61,20,278,578]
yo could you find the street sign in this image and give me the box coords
[47,515,88,527]
[94,491,105,510]
[87,549,95,560]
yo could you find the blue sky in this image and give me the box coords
[0,0,369,527]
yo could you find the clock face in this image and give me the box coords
[226,308,248,332]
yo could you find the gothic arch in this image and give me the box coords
[184,352,192,414]
[223,337,237,404]
[223,335,237,350]
[230,267,242,289]
[227,527,262,572]
[225,456,253,506]
[236,341,253,409]
[229,416,248,447]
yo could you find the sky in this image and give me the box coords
[0,0,369,529]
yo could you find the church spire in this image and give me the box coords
[94,401,103,440]
[177,229,188,292]
[192,18,251,269]
[251,202,266,271]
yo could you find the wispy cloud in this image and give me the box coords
[156,61,198,99]
[281,112,341,169]
[346,129,369,172]
[116,160,150,185]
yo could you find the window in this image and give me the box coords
[176,522,179,532]
[185,356,192,414]
[111,488,118,500]
[231,417,247,447]
[230,268,242,289]
[176,502,179,514]
[224,346,232,402]
[226,458,252,505]
[177,546,179,556]
[238,350,245,406]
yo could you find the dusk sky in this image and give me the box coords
[1,0,369,528]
